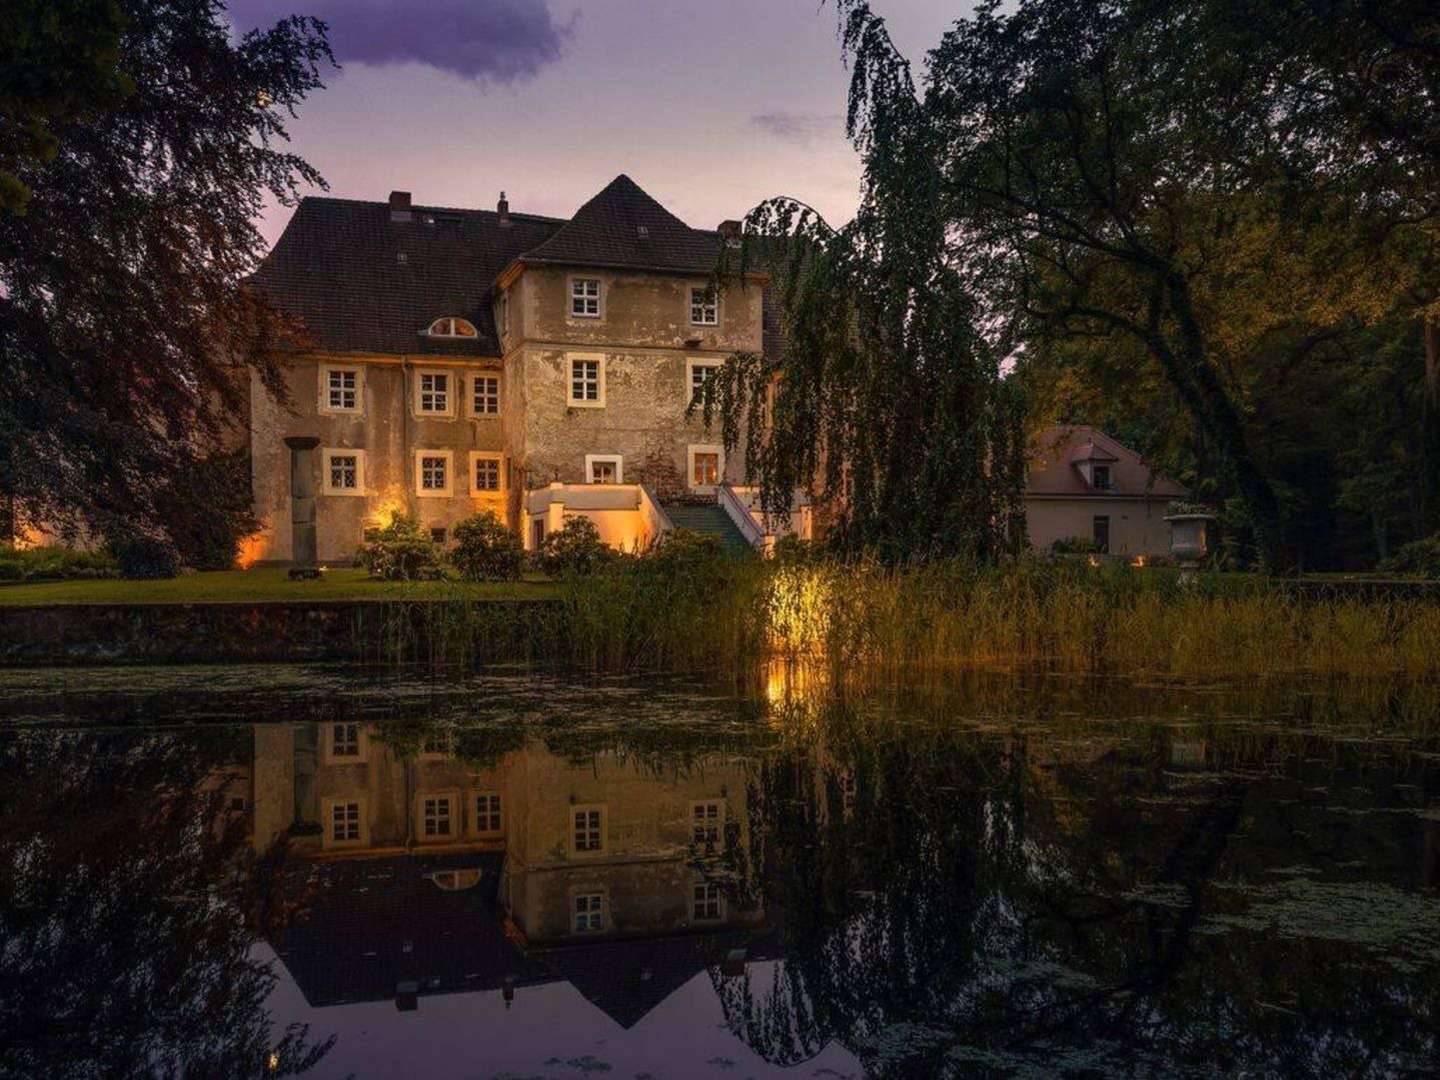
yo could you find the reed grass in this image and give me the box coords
[348,555,1440,682]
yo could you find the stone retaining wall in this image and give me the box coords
[0,599,566,666]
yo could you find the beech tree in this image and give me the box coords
[0,1,331,541]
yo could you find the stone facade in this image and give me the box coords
[247,175,762,565]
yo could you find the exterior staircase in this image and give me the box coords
[662,504,756,557]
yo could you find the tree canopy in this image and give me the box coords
[717,0,1440,569]
[0,0,331,542]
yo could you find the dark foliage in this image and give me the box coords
[155,448,258,570]
[110,532,181,579]
[0,0,332,541]
[537,516,610,576]
[356,512,444,580]
[452,510,525,581]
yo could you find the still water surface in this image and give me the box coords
[1,667,1437,1079]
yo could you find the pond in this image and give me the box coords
[1,667,1437,1079]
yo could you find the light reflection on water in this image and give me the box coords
[0,668,1437,1079]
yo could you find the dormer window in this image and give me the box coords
[1092,465,1112,490]
[426,316,477,338]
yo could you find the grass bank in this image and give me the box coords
[0,567,559,605]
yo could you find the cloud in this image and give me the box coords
[231,0,574,83]
[749,111,844,144]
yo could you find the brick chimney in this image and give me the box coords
[388,190,412,222]
[497,191,510,227]
[717,219,742,247]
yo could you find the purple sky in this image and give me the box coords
[228,1,967,249]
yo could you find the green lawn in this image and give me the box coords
[0,567,560,605]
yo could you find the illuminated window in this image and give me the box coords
[474,792,502,835]
[427,316,477,338]
[570,278,601,318]
[586,455,622,484]
[574,892,605,932]
[330,801,361,843]
[689,286,718,325]
[473,374,500,415]
[688,445,723,491]
[692,801,724,851]
[572,806,604,853]
[692,882,724,922]
[418,372,449,413]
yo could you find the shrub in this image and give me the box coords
[0,545,119,582]
[356,513,445,581]
[452,511,524,581]
[110,534,182,579]
[538,517,610,576]
[1050,536,1101,555]
[155,448,259,570]
[1376,534,1440,579]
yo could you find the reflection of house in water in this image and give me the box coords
[252,723,769,1026]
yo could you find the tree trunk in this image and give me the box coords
[1421,316,1440,534]
[1156,274,1288,570]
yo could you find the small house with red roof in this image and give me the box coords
[1024,426,1187,557]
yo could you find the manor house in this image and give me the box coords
[248,175,800,564]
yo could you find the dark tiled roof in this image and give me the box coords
[518,174,723,276]
[272,853,552,1007]
[250,198,563,356]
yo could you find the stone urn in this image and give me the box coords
[1164,513,1215,569]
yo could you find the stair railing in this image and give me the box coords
[717,483,769,552]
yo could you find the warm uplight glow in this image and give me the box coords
[1131,555,1146,567]
[267,1050,279,1071]
[1087,555,1100,567]
[236,533,267,569]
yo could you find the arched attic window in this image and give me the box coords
[426,316,477,338]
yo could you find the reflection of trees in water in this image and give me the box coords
[0,729,333,1078]
[717,703,1439,1078]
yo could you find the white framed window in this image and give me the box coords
[323,721,366,765]
[414,370,453,415]
[573,891,606,933]
[472,373,500,416]
[419,792,458,841]
[692,881,724,922]
[692,800,725,851]
[470,451,504,494]
[571,804,606,855]
[689,285,718,326]
[567,353,605,407]
[687,444,724,491]
[414,450,453,497]
[585,454,622,485]
[322,448,366,496]
[569,277,601,318]
[426,316,477,338]
[318,366,362,414]
[686,358,720,404]
[322,798,366,849]
[473,791,502,837]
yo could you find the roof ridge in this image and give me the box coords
[297,194,568,224]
